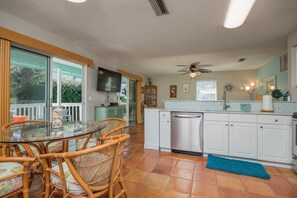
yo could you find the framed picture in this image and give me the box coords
[183,83,189,92]
[280,54,288,72]
[170,85,177,98]
[265,76,276,94]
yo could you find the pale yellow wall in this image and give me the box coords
[151,70,257,107]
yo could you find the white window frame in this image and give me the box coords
[196,80,217,101]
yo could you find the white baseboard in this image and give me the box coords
[144,144,159,150]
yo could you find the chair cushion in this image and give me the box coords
[0,162,23,196]
[51,153,111,196]
[12,144,40,157]
[51,162,86,196]
[46,142,63,153]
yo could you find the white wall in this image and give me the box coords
[288,28,297,101]
[0,10,146,121]
[151,70,257,107]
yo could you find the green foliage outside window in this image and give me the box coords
[10,65,81,104]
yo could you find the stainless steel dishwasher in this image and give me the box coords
[171,112,203,155]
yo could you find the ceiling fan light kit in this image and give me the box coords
[224,0,256,29]
[177,62,212,78]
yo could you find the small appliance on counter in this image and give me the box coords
[292,112,297,173]
[261,95,273,112]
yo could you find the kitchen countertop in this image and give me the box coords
[159,109,293,116]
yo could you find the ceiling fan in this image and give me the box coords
[177,62,212,78]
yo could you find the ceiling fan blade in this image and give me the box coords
[199,69,212,73]
[191,62,200,66]
[199,64,213,67]
[180,71,190,75]
[176,65,189,67]
[178,69,189,72]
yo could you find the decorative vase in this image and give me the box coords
[52,108,63,128]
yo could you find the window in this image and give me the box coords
[196,80,217,100]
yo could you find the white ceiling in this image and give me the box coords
[0,0,297,75]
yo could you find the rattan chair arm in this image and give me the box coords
[0,157,35,163]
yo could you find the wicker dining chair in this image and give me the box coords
[76,118,127,151]
[0,156,35,198]
[38,134,130,198]
[99,118,127,138]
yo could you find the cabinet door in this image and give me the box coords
[115,107,124,118]
[95,108,107,120]
[106,108,115,118]
[204,121,229,155]
[160,118,171,149]
[258,124,292,164]
[229,122,257,159]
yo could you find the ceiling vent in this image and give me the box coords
[238,58,246,62]
[148,0,169,16]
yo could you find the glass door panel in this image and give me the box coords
[10,47,50,121]
[129,79,137,125]
[52,58,83,121]
[119,77,128,123]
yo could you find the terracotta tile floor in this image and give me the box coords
[29,124,297,197]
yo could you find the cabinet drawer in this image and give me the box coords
[160,111,171,119]
[258,115,292,125]
[204,113,228,121]
[229,114,257,123]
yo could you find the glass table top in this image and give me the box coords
[0,121,106,143]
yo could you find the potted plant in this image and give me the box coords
[271,89,282,101]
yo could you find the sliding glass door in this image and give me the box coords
[118,77,137,125]
[10,47,50,120]
[10,48,84,122]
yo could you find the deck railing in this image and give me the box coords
[10,103,82,121]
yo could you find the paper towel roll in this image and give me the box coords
[262,95,273,111]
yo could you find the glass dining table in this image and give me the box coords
[0,121,107,156]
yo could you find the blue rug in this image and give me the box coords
[206,154,270,179]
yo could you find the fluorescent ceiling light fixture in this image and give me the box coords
[67,0,87,3]
[224,0,256,29]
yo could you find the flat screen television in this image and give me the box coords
[97,67,122,92]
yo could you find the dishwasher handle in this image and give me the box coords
[173,114,201,118]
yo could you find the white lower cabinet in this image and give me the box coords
[229,122,257,159]
[160,113,171,151]
[204,121,229,155]
[258,124,292,164]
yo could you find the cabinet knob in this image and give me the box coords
[167,121,169,123]
[230,124,233,127]
[275,119,278,122]
[260,126,263,129]
[225,124,228,126]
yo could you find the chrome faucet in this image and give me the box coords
[222,91,230,110]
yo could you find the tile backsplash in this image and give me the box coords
[164,100,297,114]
